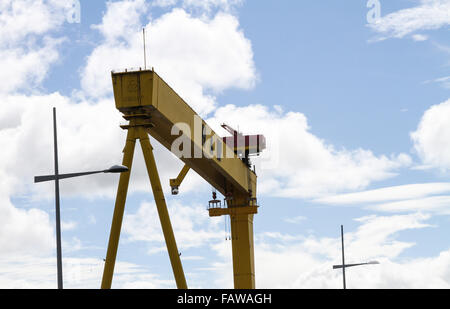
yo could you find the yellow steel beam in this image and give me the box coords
[170,164,190,195]
[208,206,258,217]
[227,194,256,289]
[139,128,187,289]
[231,213,255,289]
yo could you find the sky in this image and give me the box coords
[1,0,450,289]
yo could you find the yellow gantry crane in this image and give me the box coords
[101,68,265,289]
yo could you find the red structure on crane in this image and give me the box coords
[221,123,266,167]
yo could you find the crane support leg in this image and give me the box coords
[139,128,187,289]
[230,212,255,289]
[101,128,137,289]
[101,120,187,289]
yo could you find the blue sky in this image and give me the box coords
[1,0,450,289]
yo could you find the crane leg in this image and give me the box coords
[101,127,137,289]
[230,212,256,289]
[139,128,188,289]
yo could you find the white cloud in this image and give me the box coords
[368,0,450,40]
[0,255,174,289]
[0,37,63,94]
[207,104,412,199]
[61,221,77,231]
[123,200,223,251]
[0,92,207,202]
[433,76,450,89]
[0,198,54,257]
[315,182,450,215]
[82,6,257,116]
[0,0,75,259]
[348,213,431,259]
[2,0,449,290]
[368,195,450,214]
[0,93,123,199]
[153,0,243,13]
[0,1,253,207]
[91,0,149,43]
[284,216,307,224]
[424,76,450,89]
[411,99,450,172]
[412,34,429,41]
[1,209,447,289]
[0,0,67,47]
[0,0,70,94]
[315,182,450,205]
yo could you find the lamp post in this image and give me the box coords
[332,225,380,289]
[34,107,129,289]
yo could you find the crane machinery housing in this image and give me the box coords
[101,68,265,289]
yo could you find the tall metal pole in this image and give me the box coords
[53,107,63,289]
[341,225,346,290]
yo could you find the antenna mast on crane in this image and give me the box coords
[143,28,147,70]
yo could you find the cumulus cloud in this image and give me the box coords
[153,0,243,13]
[0,37,63,94]
[120,204,443,289]
[0,255,173,289]
[0,92,208,202]
[0,0,70,94]
[412,34,429,41]
[0,0,256,262]
[2,0,411,205]
[0,90,206,267]
[210,212,450,289]
[411,99,450,172]
[123,200,223,251]
[0,195,54,258]
[91,0,149,43]
[207,104,412,199]
[82,5,257,116]
[368,195,450,214]
[2,0,447,290]
[315,183,450,205]
[314,182,450,215]
[0,0,67,47]
[424,76,450,89]
[2,211,448,289]
[0,0,77,260]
